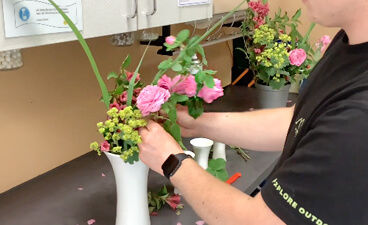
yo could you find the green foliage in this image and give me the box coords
[186,97,204,119]
[206,158,229,182]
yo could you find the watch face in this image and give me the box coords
[162,154,180,177]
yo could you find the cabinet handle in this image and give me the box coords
[146,0,157,16]
[127,0,137,19]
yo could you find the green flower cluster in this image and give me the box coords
[256,42,291,69]
[253,25,276,45]
[90,106,147,163]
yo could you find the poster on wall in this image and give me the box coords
[178,0,211,7]
[2,0,83,38]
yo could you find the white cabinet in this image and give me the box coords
[0,0,213,51]
[137,0,212,29]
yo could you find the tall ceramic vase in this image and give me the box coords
[104,152,151,225]
[190,138,214,169]
[255,83,291,109]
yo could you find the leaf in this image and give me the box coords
[115,86,124,95]
[107,72,118,80]
[168,109,177,122]
[188,36,200,46]
[187,97,204,119]
[257,72,269,83]
[48,0,110,109]
[172,62,183,72]
[204,75,215,88]
[158,185,168,195]
[208,158,226,170]
[170,123,182,142]
[124,150,139,164]
[121,55,131,69]
[269,78,286,90]
[158,59,172,70]
[292,9,301,22]
[195,70,206,83]
[206,167,217,176]
[204,70,217,75]
[170,93,189,103]
[127,44,150,106]
[196,45,207,65]
[216,169,229,182]
[176,29,190,42]
[266,68,276,77]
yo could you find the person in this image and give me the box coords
[138,0,368,224]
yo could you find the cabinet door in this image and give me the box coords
[137,0,213,30]
[0,0,137,51]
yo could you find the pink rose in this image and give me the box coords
[289,49,307,67]
[165,36,176,45]
[109,100,123,110]
[198,78,224,103]
[100,141,110,152]
[254,48,262,54]
[318,35,331,53]
[157,74,173,90]
[137,85,171,116]
[172,75,197,97]
[166,194,181,210]
[126,71,141,82]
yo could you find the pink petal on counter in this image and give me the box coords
[177,223,182,225]
[87,219,95,225]
[249,108,254,111]
[195,221,205,225]
[102,173,106,177]
[77,188,83,191]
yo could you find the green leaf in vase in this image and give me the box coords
[107,71,118,80]
[208,158,226,170]
[204,75,215,88]
[121,55,132,70]
[176,29,190,42]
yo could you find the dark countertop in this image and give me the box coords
[0,86,297,225]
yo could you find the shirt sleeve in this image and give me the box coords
[261,100,368,225]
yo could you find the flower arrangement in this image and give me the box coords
[240,0,328,90]
[48,0,248,164]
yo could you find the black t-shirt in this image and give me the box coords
[261,30,368,225]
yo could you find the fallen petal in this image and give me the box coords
[249,108,254,111]
[77,188,83,191]
[287,100,292,103]
[177,223,182,225]
[87,219,96,225]
[195,221,205,225]
[102,173,106,177]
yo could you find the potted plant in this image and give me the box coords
[240,0,317,108]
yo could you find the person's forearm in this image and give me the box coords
[195,106,294,151]
[171,159,283,225]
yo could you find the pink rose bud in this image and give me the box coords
[165,36,176,45]
[137,85,171,116]
[198,78,224,103]
[109,100,122,110]
[100,141,110,152]
[289,48,307,67]
[126,71,141,82]
[318,35,332,53]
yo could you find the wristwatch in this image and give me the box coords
[161,153,192,180]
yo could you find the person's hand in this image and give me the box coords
[176,105,201,137]
[138,120,183,176]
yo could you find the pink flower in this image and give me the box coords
[289,48,307,67]
[166,194,181,210]
[157,74,173,90]
[254,48,262,54]
[172,75,197,97]
[87,219,96,225]
[253,16,265,29]
[126,71,141,82]
[137,85,171,116]
[318,35,331,53]
[165,36,176,45]
[100,141,110,152]
[249,1,269,18]
[134,87,142,95]
[109,100,122,110]
[198,78,224,103]
[119,91,137,104]
[195,221,206,225]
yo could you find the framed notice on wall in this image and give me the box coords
[2,0,83,38]
[178,0,211,7]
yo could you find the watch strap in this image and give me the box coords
[162,153,192,180]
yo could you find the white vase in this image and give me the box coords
[190,138,214,169]
[104,152,151,225]
[212,142,226,161]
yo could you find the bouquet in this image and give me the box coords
[48,0,248,164]
[240,0,330,90]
